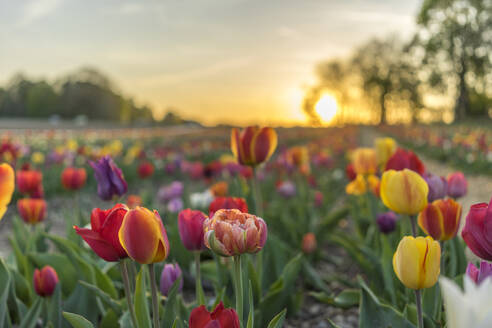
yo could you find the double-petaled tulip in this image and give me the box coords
[351,148,377,175]
[118,207,170,264]
[393,236,441,290]
[418,199,462,241]
[0,163,14,220]
[447,172,467,199]
[231,126,277,166]
[160,263,183,296]
[424,173,447,202]
[462,197,492,261]
[178,209,207,251]
[377,212,398,234]
[375,137,396,167]
[17,198,46,224]
[380,169,428,215]
[209,196,248,218]
[74,204,129,261]
[137,161,154,179]
[61,167,87,190]
[302,233,317,254]
[204,209,267,257]
[89,156,128,201]
[16,169,43,197]
[385,148,425,175]
[189,302,240,328]
[33,266,59,297]
[466,261,492,285]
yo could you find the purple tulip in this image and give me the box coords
[424,173,447,202]
[466,261,492,284]
[160,263,183,296]
[167,197,183,213]
[89,156,127,201]
[376,212,398,234]
[447,172,467,199]
[276,181,296,198]
[158,181,184,203]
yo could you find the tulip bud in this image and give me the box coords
[302,233,317,254]
[393,236,440,290]
[138,161,154,179]
[374,137,396,167]
[380,169,428,215]
[89,156,127,201]
[0,163,15,220]
[466,261,492,285]
[61,167,87,190]
[16,169,43,197]
[160,263,183,296]
[209,197,248,218]
[189,301,240,328]
[119,207,170,264]
[377,212,398,234]
[17,198,47,224]
[231,126,277,166]
[447,172,467,199]
[351,148,377,175]
[462,197,492,261]
[424,173,447,202]
[33,266,59,297]
[418,199,462,241]
[204,209,267,257]
[178,209,207,251]
[385,148,425,175]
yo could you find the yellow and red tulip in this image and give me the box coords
[118,207,170,264]
[0,163,14,220]
[351,148,377,175]
[17,198,46,224]
[33,266,59,297]
[418,199,462,241]
[375,137,396,167]
[380,169,428,215]
[231,126,277,166]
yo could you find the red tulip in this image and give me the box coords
[61,167,87,190]
[178,209,207,251]
[33,266,59,297]
[138,161,154,179]
[345,163,356,181]
[209,197,248,218]
[16,169,43,197]
[302,233,317,254]
[17,198,46,224]
[385,148,425,175]
[462,197,492,261]
[189,301,240,328]
[74,204,129,261]
[231,126,277,166]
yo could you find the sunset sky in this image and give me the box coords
[0,0,421,126]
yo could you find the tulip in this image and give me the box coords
[17,198,46,224]
[209,196,248,218]
[0,163,15,220]
[137,161,154,179]
[351,148,377,175]
[167,197,183,213]
[61,167,87,190]
[190,190,214,209]
[189,302,240,328]
[204,209,267,257]
[178,209,207,251]
[440,276,492,328]
[385,148,425,175]
[345,163,356,181]
[158,181,184,203]
[160,263,183,296]
[462,197,492,261]
[286,146,310,173]
[393,236,440,290]
[418,199,462,241]
[466,261,492,285]
[231,126,277,166]
[424,173,447,202]
[380,169,428,215]
[375,137,396,167]
[210,181,228,197]
[276,180,296,198]
[314,190,323,207]
[126,194,142,209]
[118,207,170,264]
[74,204,128,261]
[447,172,467,199]
[345,174,367,195]
[377,212,398,234]
[302,233,317,254]
[89,155,127,201]
[33,266,59,297]
[16,169,43,197]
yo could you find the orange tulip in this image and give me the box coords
[231,126,277,166]
[418,199,462,241]
[0,163,14,220]
[61,167,87,190]
[118,207,170,264]
[210,181,228,197]
[17,198,47,224]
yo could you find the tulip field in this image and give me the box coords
[0,124,491,328]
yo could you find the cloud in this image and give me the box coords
[17,0,64,27]
[118,3,144,15]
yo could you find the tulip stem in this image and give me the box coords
[251,168,264,288]
[410,215,417,237]
[195,252,206,305]
[415,289,424,328]
[234,255,244,327]
[149,264,160,328]
[120,261,138,328]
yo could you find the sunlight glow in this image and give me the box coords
[315,94,338,123]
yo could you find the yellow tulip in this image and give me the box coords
[351,148,377,175]
[345,174,367,195]
[375,137,396,167]
[380,169,428,215]
[393,236,440,289]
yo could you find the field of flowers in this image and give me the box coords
[0,125,488,328]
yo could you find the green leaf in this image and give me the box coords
[62,312,95,328]
[162,277,182,328]
[78,280,122,315]
[135,266,151,328]
[333,289,360,308]
[99,309,119,328]
[93,265,118,299]
[19,297,43,328]
[266,309,287,328]
[246,281,254,328]
[0,259,12,326]
[247,258,261,304]
[46,284,62,328]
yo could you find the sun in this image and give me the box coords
[315,94,338,123]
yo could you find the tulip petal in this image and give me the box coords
[189,305,212,328]
[250,127,277,164]
[74,227,122,261]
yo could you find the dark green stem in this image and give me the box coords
[234,255,243,327]
[120,261,138,328]
[149,263,160,328]
[415,289,424,328]
[195,252,206,305]
[251,168,264,287]
[410,215,417,237]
